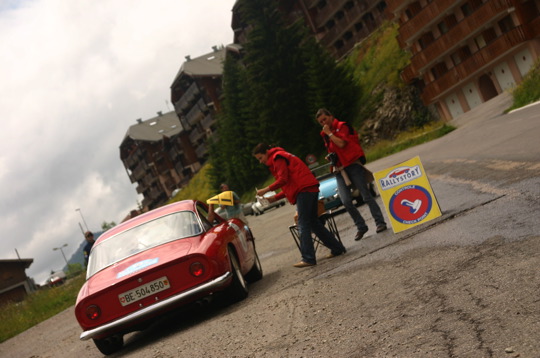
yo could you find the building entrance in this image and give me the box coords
[478,74,499,102]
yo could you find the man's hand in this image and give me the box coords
[322,124,332,136]
[256,187,269,196]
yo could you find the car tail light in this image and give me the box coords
[190,262,205,277]
[86,305,101,320]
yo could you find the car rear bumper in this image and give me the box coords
[80,271,231,341]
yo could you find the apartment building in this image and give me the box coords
[386,0,540,119]
[170,46,226,162]
[119,111,199,210]
[232,0,389,60]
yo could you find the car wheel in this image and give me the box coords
[225,247,248,303]
[245,244,263,283]
[93,335,124,355]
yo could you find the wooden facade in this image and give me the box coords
[232,0,389,60]
[0,259,34,306]
[120,112,199,210]
[386,0,540,119]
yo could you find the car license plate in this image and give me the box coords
[119,276,170,307]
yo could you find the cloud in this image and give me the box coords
[0,0,236,285]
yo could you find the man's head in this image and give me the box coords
[219,183,230,192]
[315,108,333,127]
[252,143,271,165]
[84,231,94,243]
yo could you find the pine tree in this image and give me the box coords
[210,0,361,193]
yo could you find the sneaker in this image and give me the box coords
[354,228,369,241]
[293,261,315,268]
[376,224,387,233]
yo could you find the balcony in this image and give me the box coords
[173,82,200,114]
[314,0,350,27]
[130,163,146,182]
[421,26,528,103]
[186,104,204,127]
[408,0,515,75]
[397,0,457,45]
[525,16,540,38]
[195,143,208,158]
[201,113,216,131]
[189,127,204,143]
[319,1,375,48]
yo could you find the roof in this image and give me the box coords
[0,259,33,269]
[124,111,182,142]
[172,46,227,84]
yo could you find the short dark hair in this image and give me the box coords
[315,108,332,120]
[84,231,93,238]
[252,143,271,156]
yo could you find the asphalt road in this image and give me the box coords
[2,93,539,358]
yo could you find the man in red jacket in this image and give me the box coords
[253,143,346,267]
[316,108,387,241]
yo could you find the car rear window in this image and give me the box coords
[86,211,202,278]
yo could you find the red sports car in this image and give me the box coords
[75,200,263,355]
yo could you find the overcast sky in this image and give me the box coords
[0,0,237,285]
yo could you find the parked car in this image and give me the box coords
[243,202,255,216]
[75,200,263,355]
[311,163,378,211]
[251,191,287,215]
[47,271,66,287]
[317,172,342,211]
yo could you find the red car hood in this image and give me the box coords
[82,238,195,297]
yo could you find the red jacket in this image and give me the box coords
[321,118,364,167]
[266,147,319,204]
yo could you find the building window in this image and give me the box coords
[470,0,484,11]
[355,22,364,32]
[405,1,422,21]
[459,45,472,59]
[431,62,448,80]
[336,10,344,20]
[438,21,449,35]
[334,39,344,50]
[376,2,387,13]
[498,15,515,33]
[343,31,353,40]
[451,52,462,66]
[344,1,354,11]
[317,0,327,10]
[481,27,497,45]
[326,19,335,30]
[461,3,473,17]
[475,35,487,49]
[418,31,435,49]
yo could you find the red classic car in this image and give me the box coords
[75,200,263,355]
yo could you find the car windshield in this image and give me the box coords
[86,211,202,278]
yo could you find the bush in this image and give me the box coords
[508,59,540,111]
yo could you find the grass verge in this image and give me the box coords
[0,274,86,343]
[366,123,455,162]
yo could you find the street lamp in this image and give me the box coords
[75,208,89,232]
[53,243,69,268]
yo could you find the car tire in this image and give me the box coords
[245,244,263,283]
[224,247,248,303]
[93,335,124,355]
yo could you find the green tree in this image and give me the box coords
[211,0,360,191]
[208,53,267,193]
[101,221,116,231]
